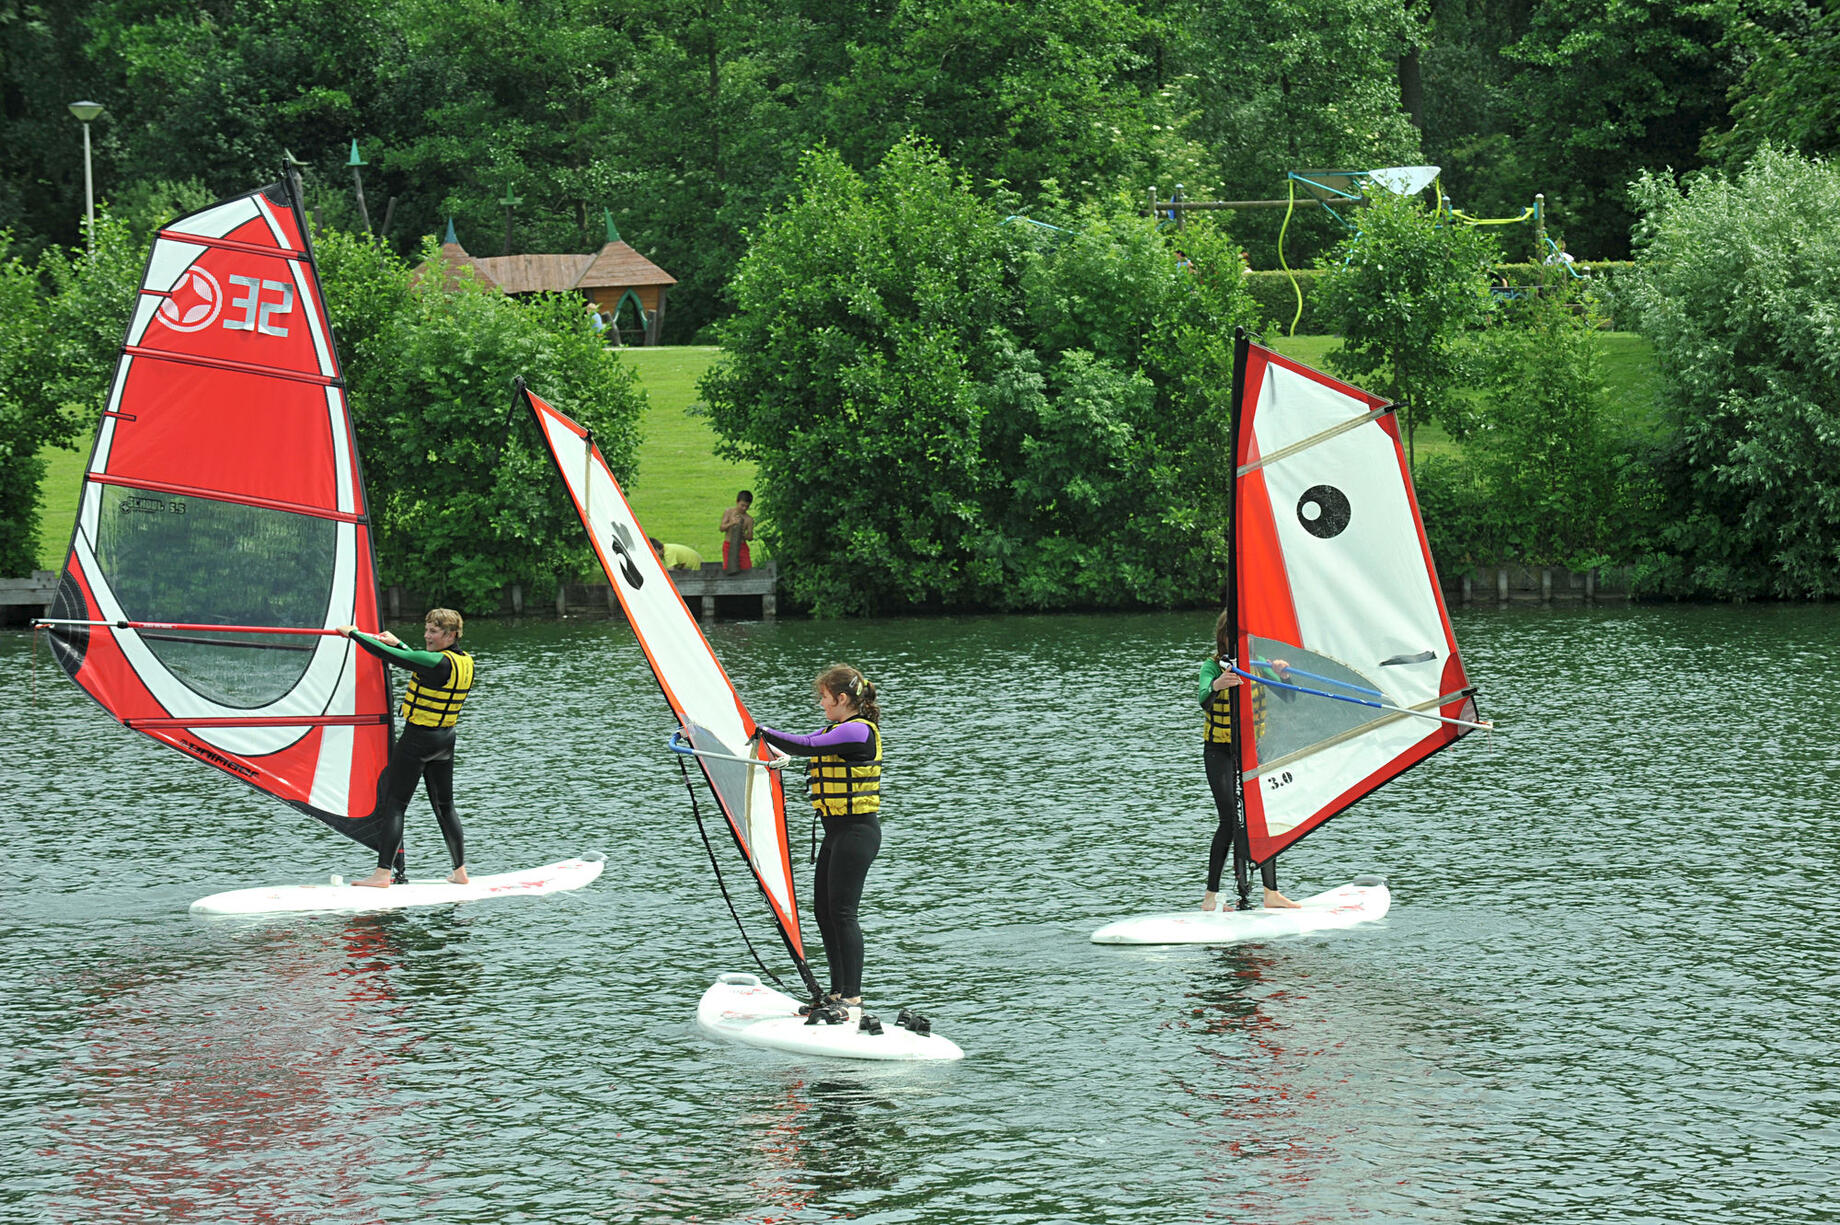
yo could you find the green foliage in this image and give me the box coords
[1504,0,1733,259]
[1704,0,1840,169]
[0,239,53,575]
[317,232,648,609]
[703,140,1263,615]
[1240,269,1327,336]
[0,212,144,575]
[1470,276,1617,564]
[1627,146,1840,598]
[1315,192,1497,468]
[1155,0,1425,265]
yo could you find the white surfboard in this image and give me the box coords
[1089,877,1390,945]
[695,973,965,1062]
[188,853,606,916]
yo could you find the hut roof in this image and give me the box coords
[578,240,676,289]
[413,212,675,295]
[414,222,501,291]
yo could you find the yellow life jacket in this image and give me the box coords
[808,718,881,817]
[1204,666,1268,745]
[401,650,474,728]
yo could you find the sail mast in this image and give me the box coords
[1224,328,1255,876]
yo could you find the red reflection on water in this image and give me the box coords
[40,915,417,1224]
[1173,948,1344,1224]
[725,1074,899,1221]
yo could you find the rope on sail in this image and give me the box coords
[676,754,793,993]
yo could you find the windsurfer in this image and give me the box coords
[1199,610,1300,912]
[755,665,882,1018]
[335,609,476,888]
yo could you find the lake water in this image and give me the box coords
[2,604,1834,1224]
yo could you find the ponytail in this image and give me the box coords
[816,663,880,724]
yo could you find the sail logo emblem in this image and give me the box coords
[607,523,646,589]
[1297,485,1352,539]
[155,267,225,332]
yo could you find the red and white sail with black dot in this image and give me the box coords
[42,175,395,851]
[1229,335,1485,865]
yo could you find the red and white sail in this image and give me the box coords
[43,176,393,847]
[1231,337,1481,863]
[521,383,806,962]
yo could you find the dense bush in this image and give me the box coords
[0,215,145,575]
[702,140,1266,615]
[317,232,647,610]
[1628,147,1840,598]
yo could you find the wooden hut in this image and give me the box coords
[414,213,677,345]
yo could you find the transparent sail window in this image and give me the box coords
[93,485,335,708]
[1247,634,1388,765]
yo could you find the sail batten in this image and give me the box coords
[83,474,369,522]
[122,343,342,385]
[44,173,394,850]
[1231,335,1481,862]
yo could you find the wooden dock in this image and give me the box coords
[669,560,778,620]
[0,571,57,625]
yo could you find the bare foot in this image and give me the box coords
[1263,888,1301,909]
[1200,890,1220,912]
[352,868,393,889]
[838,997,862,1010]
[448,866,470,885]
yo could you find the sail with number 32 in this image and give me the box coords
[39,172,396,853]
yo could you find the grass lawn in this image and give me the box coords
[613,345,757,562]
[37,438,88,572]
[30,334,1663,572]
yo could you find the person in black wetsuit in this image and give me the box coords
[755,664,882,1019]
[334,608,476,888]
[1199,609,1299,912]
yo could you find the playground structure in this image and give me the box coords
[1149,168,1584,333]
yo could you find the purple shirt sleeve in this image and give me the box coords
[757,721,875,759]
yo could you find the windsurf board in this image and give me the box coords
[1090,877,1389,945]
[696,972,965,1062]
[189,853,606,916]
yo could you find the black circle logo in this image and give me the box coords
[1296,485,1351,539]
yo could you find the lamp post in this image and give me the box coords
[68,100,104,256]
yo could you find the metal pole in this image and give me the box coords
[81,120,94,257]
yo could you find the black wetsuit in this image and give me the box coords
[1201,657,1278,903]
[758,720,880,999]
[352,634,469,875]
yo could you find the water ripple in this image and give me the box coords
[2,605,1835,1223]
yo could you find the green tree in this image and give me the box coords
[0,210,145,575]
[1627,146,1840,598]
[1149,0,1424,266]
[0,238,59,574]
[1505,0,1734,258]
[1704,0,1840,169]
[702,140,1262,615]
[1314,191,1496,472]
[1471,274,1617,564]
[317,232,647,609]
[700,142,1020,615]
